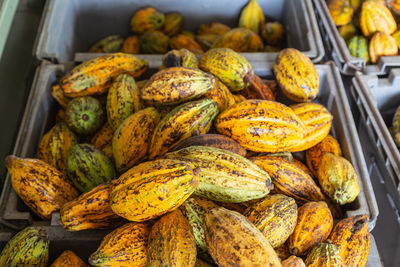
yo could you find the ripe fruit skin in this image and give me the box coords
[305,242,344,267]
[170,34,204,54]
[91,122,114,159]
[369,31,398,64]
[50,250,86,267]
[204,207,282,267]
[130,7,165,34]
[163,12,184,37]
[327,0,354,26]
[238,0,265,34]
[360,1,396,37]
[212,28,264,52]
[121,35,139,54]
[281,256,306,267]
[161,49,198,69]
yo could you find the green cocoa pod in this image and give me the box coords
[89,35,124,53]
[65,96,105,135]
[161,49,198,69]
[305,242,344,266]
[139,31,169,54]
[106,74,143,131]
[141,67,214,105]
[199,48,254,92]
[348,35,369,64]
[0,226,49,267]
[163,12,184,37]
[164,146,272,203]
[393,105,400,147]
[66,143,116,193]
[130,7,165,34]
[149,99,219,159]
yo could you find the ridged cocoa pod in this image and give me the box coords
[89,35,123,53]
[204,207,282,267]
[165,146,272,203]
[173,134,247,157]
[141,67,215,105]
[196,34,220,51]
[51,250,86,267]
[292,159,315,179]
[290,103,333,152]
[60,183,124,231]
[121,35,140,54]
[106,74,142,131]
[250,156,325,204]
[139,31,169,54]
[163,12,184,36]
[37,122,78,174]
[89,222,150,266]
[110,159,197,222]
[112,107,159,173]
[52,85,71,108]
[262,22,285,46]
[149,99,219,159]
[329,215,370,267]
[147,209,197,267]
[161,49,198,69]
[288,201,333,256]
[180,196,218,262]
[369,31,398,64]
[216,100,306,152]
[360,1,396,37]
[212,28,264,52]
[60,53,148,97]
[199,48,254,92]
[5,156,79,219]
[245,194,297,248]
[170,34,204,54]
[282,256,305,267]
[392,105,400,147]
[327,0,354,26]
[274,48,319,102]
[130,6,164,34]
[204,78,236,111]
[238,0,265,34]
[338,22,357,41]
[90,122,114,160]
[197,22,231,35]
[317,153,360,205]
[305,242,344,267]
[306,134,342,176]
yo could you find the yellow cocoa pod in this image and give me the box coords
[170,34,204,54]
[199,48,254,92]
[369,31,398,63]
[212,28,264,52]
[238,0,265,34]
[273,48,319,102]
[288,201,333,256]
[197,22,231,35]
[148,99,218,159]
[316,153,360,205]
[90,122,114,160]
[141,67,215,105]
[329,215,370,267]
[290,103,333,152]
[51,250,86,267]
[215,100,306,152]
[60,183,124,231]
[232,94,247,103]
[204,207,282,266]
[245,194,298,248]
[110,159,197,222]
[147,209,196,267]
[52,85,71,108]
[60,53,148,97]
[37,122,78,174]
[327,0,354,26]
[306,134,342,176]
[282,256,306,267]
[5,156,79,219]
[130,6,164,34]
[360,1,397,37]
[204,78,236,111]
[112,107,159,173]
[89,222,150,266]
[106,74,142,131]
[163,12,184,37]
[89,35,123,53]
[161,49,198,69]
[121,35,139,54]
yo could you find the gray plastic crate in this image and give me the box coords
[313,0,400,75]
[34,0,324,65]
[351,69,400,200]
[0,60,378,231]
